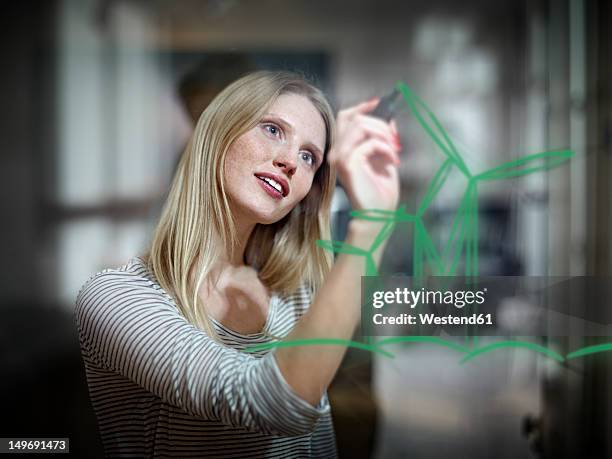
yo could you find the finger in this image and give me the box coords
[389,119,402,150]
[327,127,367,164]
[390,119,398,136]
[356,114,397,142]
[329,123,398,165]
[355,115,401,151]
[352,138,400,167]
[340,97,380,118]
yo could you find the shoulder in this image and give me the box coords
[75,257,175,325]
[76,256,156,299]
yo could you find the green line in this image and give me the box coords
[464,182,474,277]
[305,83,579,367]
[474,149,574,181]
[472,184,479,278]
[462,183,477,344]
[442,185,470,263]
[315,239,369,256]
[245,338,395,358]
[418,159,453,216]
[566,343,612,359]
[445,200,470,276]
[396,82,471,177]
[420,223,445,275]
[465,181,478,278]
[460,341,565,364]
[377,336,470,354]
[470,186,479,349]
[371,220,397,252]
[395,84,456,163]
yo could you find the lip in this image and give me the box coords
[253,172,289,197]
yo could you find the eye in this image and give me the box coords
[300,150,316,167]
[262,123,281,138]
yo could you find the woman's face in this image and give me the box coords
[223,93,327,226]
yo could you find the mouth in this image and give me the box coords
[254,173,289,198]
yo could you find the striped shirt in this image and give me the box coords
[74,256,337,458]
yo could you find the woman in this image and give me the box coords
[75,71,400,458]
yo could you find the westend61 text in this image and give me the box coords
[372,312,494,326]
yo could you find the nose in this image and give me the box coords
[273,148,297,177]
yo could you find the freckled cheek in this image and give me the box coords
[224,139,261,177]
[227,137,270,170]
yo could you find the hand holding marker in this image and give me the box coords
[370,88,403,122]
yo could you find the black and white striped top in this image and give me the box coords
[75,256,337,458]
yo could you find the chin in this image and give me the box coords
[256,208,292,226]
[237,201,293,226]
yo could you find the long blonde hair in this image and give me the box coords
[143,71,337,338]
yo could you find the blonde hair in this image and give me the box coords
[142,71,336,338]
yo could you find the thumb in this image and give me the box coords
[344,97,380,117]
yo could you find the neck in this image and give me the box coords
[213,218,256,271]
[191,217,259,297]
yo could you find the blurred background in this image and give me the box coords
[1,0,611,457]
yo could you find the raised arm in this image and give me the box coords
[75,270,327,437]
[275,97,401,405]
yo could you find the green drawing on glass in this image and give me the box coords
[246,338,395,359]
[244,81,611,365]
[566,343,612,360]
[459,341,565,364]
